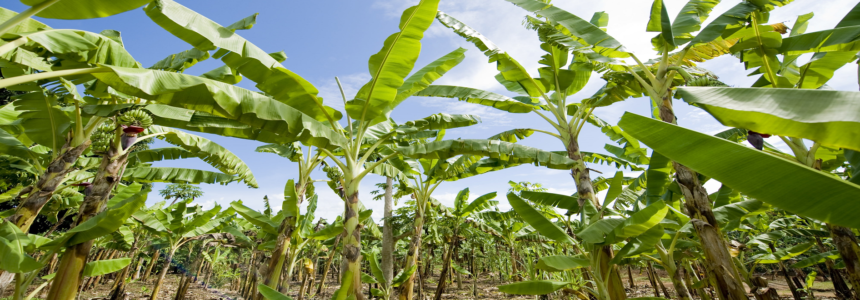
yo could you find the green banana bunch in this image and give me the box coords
[117,109,153,128]
[91,121,116,153]
[686,76,729,87]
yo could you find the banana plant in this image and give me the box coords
[2,182,150,300]
[467,1,807,299]
[499,169,674,299]
[417,7,667,298]
[231,189,322,296]
[430,188,496,300]
[677,5,860,293]
[361,247,418,300]
[250,142,327,296]
[132,200,232,300]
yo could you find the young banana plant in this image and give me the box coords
[132,201,233,300]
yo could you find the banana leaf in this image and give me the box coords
[618,112,860,229]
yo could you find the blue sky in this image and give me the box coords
[6,0,858,222]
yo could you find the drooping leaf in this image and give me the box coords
[678,87,860,151]
[536,255,589,272]
[18,0,151,20]
[507,192,572,244]
[257,283,295,300]
[498,280,568,295]
[519,191,578,213]
[414,85,536,113]
[505,0,628,57]
[123,167,237,186]
[147,126,257,187]
[231,201,278,235]
[149,49,210,72]
[618,112,860,229]
[88,66,347,149]
[144,0,341,122]
[42,186,149,249]
[82,258,131,277]
[397,139,576,170]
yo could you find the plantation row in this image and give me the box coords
[0,0,859,300]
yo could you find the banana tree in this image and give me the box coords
[361,246,419,300]
[2,182,150,300]
[133,200,233,300]
[417,7,674,298]
[231,190,322,296]
[679,5,860,294]
[430,188,496,300]
[462,2,819,299]
[250,142,327,296]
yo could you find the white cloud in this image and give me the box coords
[191,199,217,210]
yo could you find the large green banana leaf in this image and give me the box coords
[231,201,278,235]
[414,85,536,113]
[507,192,572,244]
[9,92,71,155]
[459,192,497,218]
[505,0,628,57]
[397,139,575,170]
[256,143,303,163]
[435,11,543,97]
[647,0,675,48]
[688,2,757,45]
[82,258,131,277]
[791,250,840,268]
[182,216,229,238]
[0,221,42,272]
[1,29,139,70]
[498,280,568,295]
[0,7,50,33]
[147,126,257,188]
[618,112,860,229]
[0,127,46,163]
[779,25,860,56]
[519,191,579,213]
[402,113,480,130]
[345,0,439,123]
[42,186,149,250]
[536,255,589,272]
[257,283,295,300]
[143,0,339,122]
[149,48,210,72]
[489,128,534,142]
[123,167,237,186]
[19,0,151,19]
[678,87,860,151]
[396,47,467,102]
[670,0,720,45]
[614,201,667,239]
[129,147,195,164]
[85,66,347,149]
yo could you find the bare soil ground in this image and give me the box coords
[5,270,847,300]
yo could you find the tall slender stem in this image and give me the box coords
[0,67,111,89]
[0,0,60,36]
